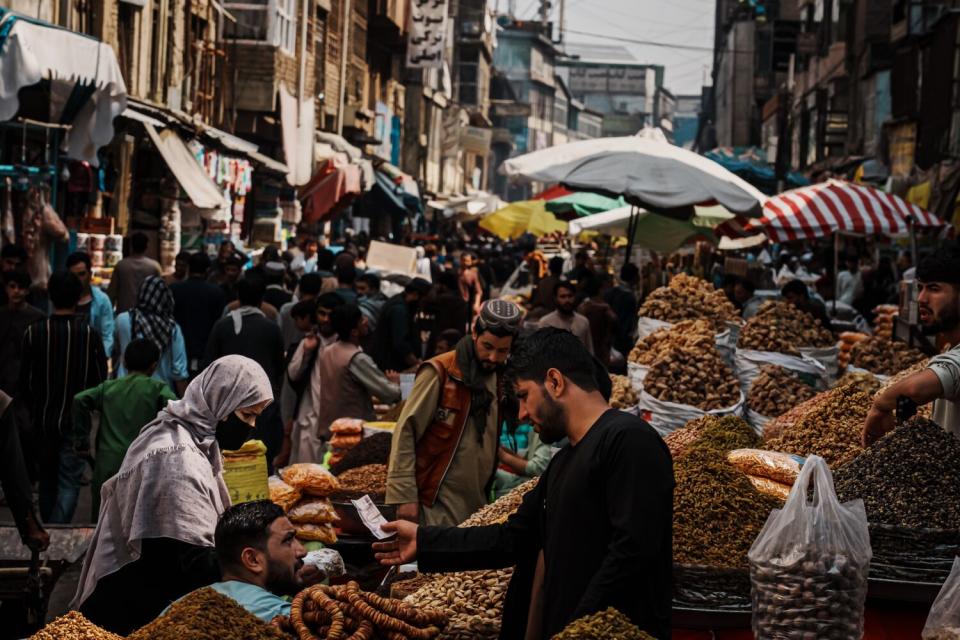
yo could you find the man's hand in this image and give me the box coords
[385,370,401,384]
[297,563,326,587]
[372,520,418,566]
[302,333,320,352]
[863,405,896,447]
[22,513,49,552]
[396,502,419,523]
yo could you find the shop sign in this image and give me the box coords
[460,126,492,155]
[406,0,448,68]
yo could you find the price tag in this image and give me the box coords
[351,494,393,540]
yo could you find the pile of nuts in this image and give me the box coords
[747,365,817,418]
[664,415,760,459]
[637,274,740,330]
[29,612,123,640]
[628,319,716,365]
[610,375,638,409]
[850,336,926,376]
[459,477,539,527]
[926,629,960,640]
[128,587,288,640]
[765,378,881,467]
[552,608,654,639]
[332,464,388,501]
[738,300,834,355]
[674,447,781,569]
[644,344,741,410]
[330,432,392,475]
[834,417,960,530]
[751,547,869,640]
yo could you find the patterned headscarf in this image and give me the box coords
[131,275,176,351]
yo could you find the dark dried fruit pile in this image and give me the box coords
[738,300,834,355]
[552,607,654,639]
[128,587,288,640]
[834,417,960,529]
[329,431,392,475]
[747,365,816,418]
[850,336,926,376]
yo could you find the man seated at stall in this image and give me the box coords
[781,279,832,331]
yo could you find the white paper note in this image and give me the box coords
[351,494,393,540]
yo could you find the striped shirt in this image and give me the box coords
[19,314,107,439]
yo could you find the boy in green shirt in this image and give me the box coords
[74,338,177,519]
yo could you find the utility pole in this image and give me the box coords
[540,0,549,33]
[774,53,795,194]
[558,0,565,43]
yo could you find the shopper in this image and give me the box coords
[356,272,388,334]
[73,339,177,519]
[577,275,618,367]
[0,244,28,306]
[386,299,522,527]
[372,278,432,372]
[115,276,188,394]
[73,355,273,634]
[20,270,107,523]
[66,251,115,357]
[263,261,293,311]
[458,252,484,318]
[0,391,49,552]
[334,261,359,304]
[781,279,832,331]
[538,281,594,355]
[108,232,162,313]
[0,270,44,396]
[171,252,228,377]
[494,423,553,498]
[605,263,640,360]
[164,250,191,285]
[214,255,245,304]
[836,253,865,308]
[531,256,565,315]
[424,270,470,355]
[375,328,673,639]
[279,273,322,348]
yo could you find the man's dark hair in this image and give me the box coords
[48,270,84,310]
[1,244,27,262]
[548,256,565,276]
[405,278,432,297]
[291,299,317,320]
[780,279,809,299]
[299,273,322,297]
[188,251,211,275]
[917,242,960,285]
[130,232,149,255]
[124,338,161,372]
[336,262,357,285]
[3,269,30,289]
[437,328,463,348]
[317,248,335,272]
[510,328,599,392]
[225,255,245,269]
[553,280,576,297]
[331,303,363,341]
[437,270,458,292]
[66,251,92,271]
[238,274,266,307]
[584,275,603,298]
[176,250,191,263]
[357,272,381,291]
[620,262,640,284]
[316,291,345,312]
[214,500,286,572]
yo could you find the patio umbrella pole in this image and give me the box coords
[909,215,918,268]
[833,232,840,315]
[625,206,639,264]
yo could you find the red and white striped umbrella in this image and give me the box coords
[716,180,944,242]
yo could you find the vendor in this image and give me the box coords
[72,355,274,634]
[781,279,832,331]
[863,244,960,444]
[375,329,673,639]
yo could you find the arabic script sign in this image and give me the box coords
[406,0,448,68]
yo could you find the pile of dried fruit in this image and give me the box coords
[609,375,638,409]
[332,464,388,501]
[459,477,539,526]
[285,581,447,640]
[765,378,881,467]
[637,274,740,330]
[664,415,759,459]
[746,365,816,418]
[835,417,960,530]
[628,319,715,365]
[850,336,926,376]
[674,447,781,569]
[128,587,288,640]
[29,612,122,640]
[738,300,834,355]
[644,344,740,410]
[926,629,960,640]
[330,432,393,476]
[874,304,898,341]
[552,607,654,639]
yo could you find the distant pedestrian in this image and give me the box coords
[67,252,115,357]
[279,273,322,349]
[458,252,484,318]
[171,252,228,377]
[372,278,432,372]
[0,270,44,396]
[108,232,162,313]
[538,281,594,355]
[578,275,618,367]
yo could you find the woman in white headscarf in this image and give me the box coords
[73,355,273,634]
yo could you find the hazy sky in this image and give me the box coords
[499,0,716,95]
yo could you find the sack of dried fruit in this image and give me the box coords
[923,557,960,640]
[749,456,871,640]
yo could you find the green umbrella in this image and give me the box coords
[543,192,626,218]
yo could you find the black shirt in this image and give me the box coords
[418,409,674,639]
[203,312,285,393]
[171,277,227,361]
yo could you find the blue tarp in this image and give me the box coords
[704,146,809,195]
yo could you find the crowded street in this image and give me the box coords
[3,0,960,638]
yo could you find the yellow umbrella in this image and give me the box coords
[479,200,568,240]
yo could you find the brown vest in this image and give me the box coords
[316,341,376,439]
[414,350,501,508]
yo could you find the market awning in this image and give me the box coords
[0,9,127,166]
[479,201,568,240]
[544,192,626,219]
[198,124,288,174]
[143,123,227,210]
[567,206,717,253]
[299,158,362,223]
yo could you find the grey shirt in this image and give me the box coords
[538,310,595,355]
[927,343,960,437]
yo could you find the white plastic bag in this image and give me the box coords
[635,316,672,340]
[637,389,745,437]
[799,345,840,386]
[627,361,649,395]
[749,456,871,640]
[744,408,771,435]
[735,348,827,396]
[923,557,960,639]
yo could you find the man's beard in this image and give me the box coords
[476,354,502,373]
[534,392,567,445]
[557,304,575,315]
[921,305,960,336]
[264,558,303,597]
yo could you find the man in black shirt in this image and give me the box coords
[171,252,227,377]
[374,328,674,639]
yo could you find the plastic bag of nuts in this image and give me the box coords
[749,455,871,640]
[923,557,960,640]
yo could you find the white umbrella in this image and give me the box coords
[501,133,767,218]
[568,206,722,254]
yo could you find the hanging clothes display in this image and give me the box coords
[22,186,68,289]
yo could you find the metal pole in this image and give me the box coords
[833,231,840,315]
[909,216,918,268]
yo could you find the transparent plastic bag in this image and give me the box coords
[923,557,960,639]
[279,463,340,497]
[727,449,804,486]
[268,475,301,512]
[287,497,340,524]
[749,456,871,640]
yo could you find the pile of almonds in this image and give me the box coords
[850,336,926,376]
[738,300,834,355]
[644,344,740,411]
[747,365,817,418]
[638,274,740,330]
[610,375,638,410]
[629,319,716,365]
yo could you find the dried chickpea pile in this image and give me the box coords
[128,587,288,640]
[284,581,447,640]
[628,319,715,365]
[406,480,539,638]
[850,336,926,376]
[644,344,740,410]
[738,300,834,355]
[746,365,816,418]
[609,375,638,409]
[637,274,740,329]
[552,607,654,639]
[332,464,388,501]
[765,378,881,467]
[29,612,123,640]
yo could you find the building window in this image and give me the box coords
[224,0,297,52]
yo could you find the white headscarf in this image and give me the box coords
[72,355,273,608]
